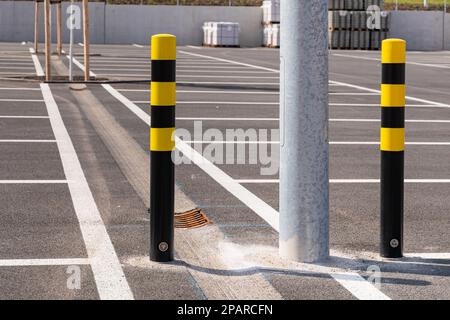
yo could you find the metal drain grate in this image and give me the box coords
[175,208,210,229]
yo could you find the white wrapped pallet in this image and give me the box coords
[207,22,240,47]
[202,22,212,46]
[262,0,280,24]
[271,24,280,48]
[263,25,272,47]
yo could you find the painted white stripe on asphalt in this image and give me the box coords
[171,118,450,123]
[179,50,280,73]
[0,72,35,75]
[333,52,450,70]
[0,258,90,267]
[0,66,36,70]
[330,80,450,108]
[30,49,45,76]
[329,92,379,96]
[0,180,67,184]
[0,87,40,91]
[178,81,279,85]
[330,273,390,300]
[330,119,450,124]
[132,44,144,48]
[97,73,279,79]
[406,252,450,259]
[177,117,277,121]
[0,99,44,102]
[0,139,55,143]
[134,101,278,105]
[330,103,447,107]
[237,179,450,184]
[33,50,134,300]
[0,116,49,119]
[118,89,278,95]
[182,141,450,146]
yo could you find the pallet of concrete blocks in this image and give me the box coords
[329,30,351,49]
[328,11,351,30]
[263,24,280,48]
[203,22,240,47]
[262,0,280,24]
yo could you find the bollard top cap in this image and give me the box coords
[151,34,177,60]
[382,39,406,64]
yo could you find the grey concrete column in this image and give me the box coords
[279,0,329,262]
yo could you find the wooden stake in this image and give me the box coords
[45,0,51,81]
[57,1,62,55]
[34,1,39,53]
[83,0,90,81]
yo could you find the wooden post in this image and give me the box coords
[83,0,90,81]
[34,1,40,53]
[45,0,51,80]
[57,1,62,55]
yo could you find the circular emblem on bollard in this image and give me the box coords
[390,239,399,248]
[158,242,169,252]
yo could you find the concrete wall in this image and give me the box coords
[0,1,262,47]
[105,5,262,46]
[389,11,450,51]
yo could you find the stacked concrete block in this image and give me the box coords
[262,0,280,24]
[262,0,280,48]
[328,0,389,50]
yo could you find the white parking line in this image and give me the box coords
[118,89,278,95]
[0,258,90,267]
[329,92,379,96]
[0,139,55,143]
[134,101,278,105]
[0,66,35,70]
[0,180,68,184]
[0,87,40,91]
[0,72,35,75]
[178,81,279,85]
[236,179,450,184]
[0,99,44,102]
[177,117,277,121]
[32,50,134,300]
[179,50,280,73]
[406,252,450,259]
[181,141,450,146]
[331,80,450,108]
[132,44,144,48]
[0,116,49,119]
[98,73,279,79]
[333,52,450,70]
[330,103,448,108]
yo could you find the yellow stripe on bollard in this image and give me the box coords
[381,39,406,64]
[150,127,175,152]
[150,82,176,106]
[151,34,177,60]
[380,84,406,107]
[380,128,405,152]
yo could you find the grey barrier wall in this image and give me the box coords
[389,11,450,51]
[0,1,449,50]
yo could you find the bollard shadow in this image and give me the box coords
[319,255,450,286]
[166,258,430,287]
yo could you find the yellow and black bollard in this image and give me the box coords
[380,38,406,258]
[150,34,176,262]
